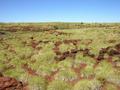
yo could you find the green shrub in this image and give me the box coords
[75,54,96,66]
[107,70,120,86]
[95,61,115,80]
[59,43,75,53]
[4,68,25,80]
[104,83,118,90]
[28,76,47,90]
[47,80,71,90]
[55,69,77,81]
[57,59,72,69]
[81,65,94,78]
[73,79,101,90]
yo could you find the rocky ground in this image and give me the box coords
[0,29,120,90]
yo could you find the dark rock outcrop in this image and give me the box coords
[0,73,27,90]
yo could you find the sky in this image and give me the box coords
[0,0,120,22]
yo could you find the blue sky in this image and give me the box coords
[0,0,120,22]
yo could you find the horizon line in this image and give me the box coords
[0,21,120,24]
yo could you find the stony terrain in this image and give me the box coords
[0,24,120,90]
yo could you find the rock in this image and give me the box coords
[108,49,120,56]
[0,32,5,35]
[115,43,120,51]
[63,51,70,56]
[88,54,95,58]
[99,48,108,54]
[0,76,26,90]
[0,72,3,77]
[108,40,116,43]
[97,54,104,61]
[71,49,78,53]
[83,48,90,56]
[54,41,62,47]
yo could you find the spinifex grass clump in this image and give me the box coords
[107,70,120,86]
[73,79,101,90]
[80,65,94,78]
[59,43,75,53]
[103,83,118,90]
[55,69,77,81]
[28,76,47,90]
[95,61,115,80]
[47,80,71,90]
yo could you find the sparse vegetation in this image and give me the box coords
[0,23,120,90]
